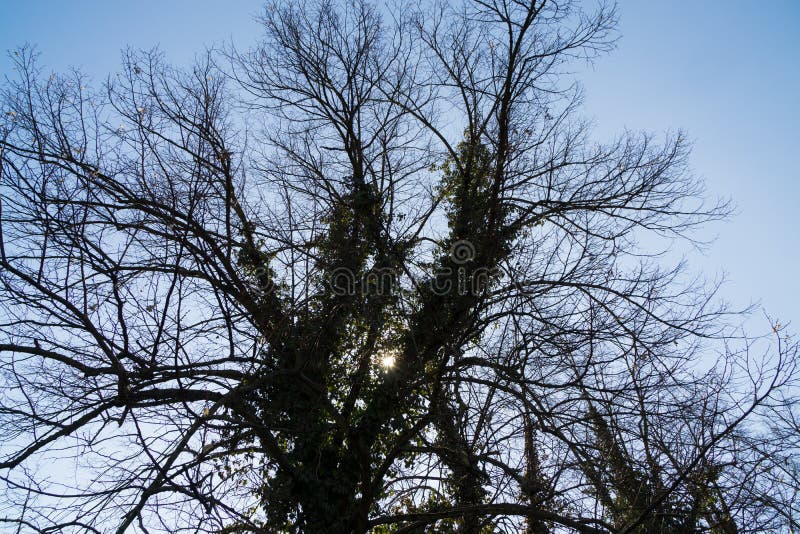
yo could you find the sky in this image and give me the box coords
[1,0,798,331]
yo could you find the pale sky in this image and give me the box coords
[1,0,797,332]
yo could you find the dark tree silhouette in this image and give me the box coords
[1,1,798,532]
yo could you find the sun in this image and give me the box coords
[379,353,396,370]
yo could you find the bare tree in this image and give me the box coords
[1,1,797,532]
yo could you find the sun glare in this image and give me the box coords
[379,353,396,369]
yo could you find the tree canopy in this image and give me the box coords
[1,1,798,532]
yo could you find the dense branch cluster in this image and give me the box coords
[1,1,798,532]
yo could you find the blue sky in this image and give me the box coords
[1,0,798,330]
[580,1,800,331]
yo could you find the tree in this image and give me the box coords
[0,0,798,532]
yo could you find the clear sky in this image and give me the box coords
[1,0,798,330]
